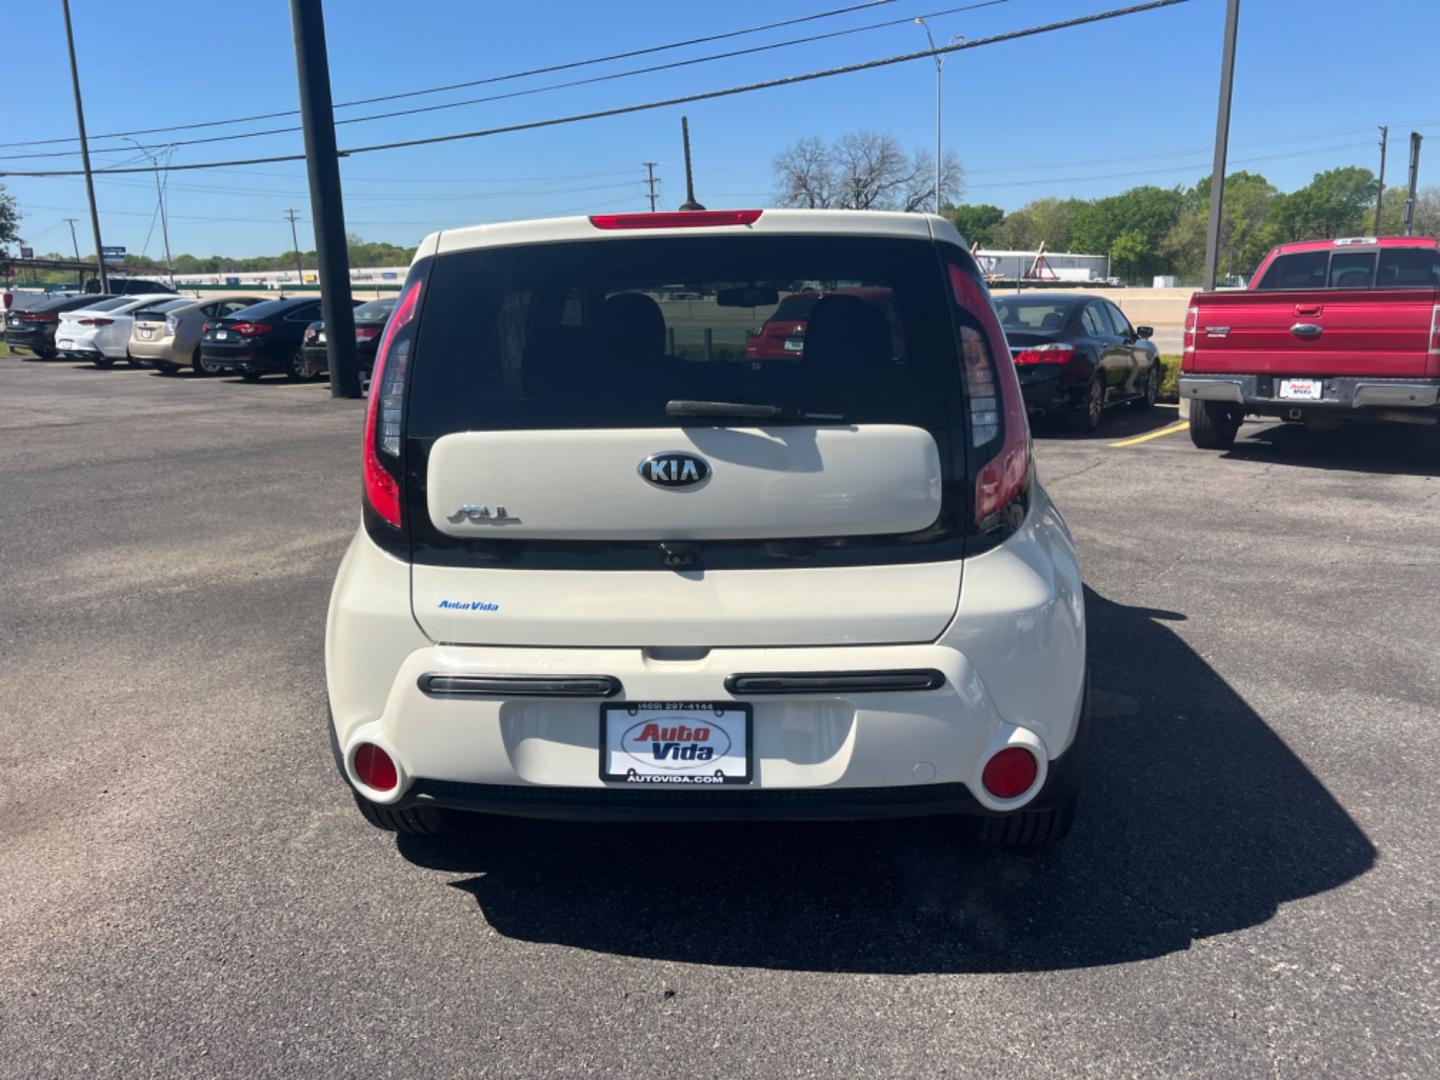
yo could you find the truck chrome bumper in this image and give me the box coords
[1180,375,1440,411]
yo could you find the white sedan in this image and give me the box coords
[56,294,179,367]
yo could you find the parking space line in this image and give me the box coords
[1109,420,1189,448]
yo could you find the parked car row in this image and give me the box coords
[5,291,391,381]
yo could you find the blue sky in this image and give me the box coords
[3,0,1437,259]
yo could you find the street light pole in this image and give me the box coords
[1202,0,1241,292]
[915,19,963,215]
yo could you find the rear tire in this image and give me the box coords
[972,792,1078,849]
[1070,378,1104,433]
[1189,399,1242,449]
[353,793,453,835]
[1133,364,1159,410]
[193,347,219,376]
[285,346,317,382]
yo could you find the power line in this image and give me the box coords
[0,0,905,151]
[0,1,1190,180]
[0,1,1011,163]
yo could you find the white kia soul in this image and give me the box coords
[326,209,1088,848]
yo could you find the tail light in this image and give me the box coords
[1012,344,1075,365]
[355,326,380,341]
[1182,304,1198,368]
[229,322,272,337]
[589,209,763,230]
[3,292,12,311]
[363,277,423,529]
[22,312,59,323]
[981,747,1038,799]
[949,262,1031,541]
[164,315,178,336]
[78,317,114,327]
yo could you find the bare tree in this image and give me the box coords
[773,136,834,209]
[772,131,962,212]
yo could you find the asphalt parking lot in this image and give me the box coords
[1,354,1436,1078]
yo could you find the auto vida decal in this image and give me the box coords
[619,717,731,770]
[436,599,500,612]
[638,451,711,489]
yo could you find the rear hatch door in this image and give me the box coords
[404,231,968,649]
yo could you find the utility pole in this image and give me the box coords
[284,209,304,283]
[289,0,360,399]
[643,161,660,212]
[64,218,81,266]
[678,117,704,211]
[1403,132,1424,236]
[1202,0,1240,292]
[1374,125,1388,234]
[61,0,106,293]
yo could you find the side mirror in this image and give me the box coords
[1136,325,1153,339]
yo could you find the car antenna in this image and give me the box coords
[678,116,705,211]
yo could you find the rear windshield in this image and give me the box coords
[225,298,298,320]
[994,299,1071,331]
[76,297,136,314]
[355,298,396,320]
[137,298,191,315]
[1256,246,1440,290]
[409,235,956,435]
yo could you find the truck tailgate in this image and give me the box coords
[1187,288,1438,378]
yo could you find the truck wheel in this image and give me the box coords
[972,792,1078,849]
[1413,423,1440,465]
[353,793,452,835]
[1189,399,1241,449]
[1070,378,1104,433]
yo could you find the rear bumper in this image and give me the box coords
[325,486,1088,823]
[1018,367,1085,415]
[1180,373,1440,413]
[129,337,186,363]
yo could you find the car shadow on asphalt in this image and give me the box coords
[396,586,1376,973]
[1031,406,1181,442]
[1225,421,1440,478]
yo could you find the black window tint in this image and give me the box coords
[285,302,321,321]
[409,235,957,435]
[354,298,396,320]
[1376,247,1440,287]
[1256,251,1329,290]
[1328,251,1375,288]
[1080,305,1108,337]
[1104,303,1133,337]
[225,299,294,320]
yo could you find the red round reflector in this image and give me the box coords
[353,742,398,792]
[981,747,1038,799]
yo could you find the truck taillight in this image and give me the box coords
[1184,306,1198,354]
[1430,305,1440,357]
[949,263,1031,537]
[363,278,422,528]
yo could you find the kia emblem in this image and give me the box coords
[638,451,711,489]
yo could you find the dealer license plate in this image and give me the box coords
[601,702,752,785]
[1278,378,1323,400]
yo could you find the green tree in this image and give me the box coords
[1069,185,1185,279]
[1109,229,1150,277]
[1266,166,1376,241]
[1378,185,1440,236]
[1163,172,1278,278]
[944,203,1005,247]
[0,183,19,249]
[993,197,1081,250]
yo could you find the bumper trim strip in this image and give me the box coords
[723,669,946,695]
[418,673,622,698]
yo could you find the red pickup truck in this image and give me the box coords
[1180,236,1440,456]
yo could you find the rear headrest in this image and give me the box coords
[802,295,891,378]
[1040,311,1064,330]
[601,292,666,365]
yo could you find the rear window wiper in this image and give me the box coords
[665,399,844,422]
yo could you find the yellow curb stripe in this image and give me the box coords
[1109,419,1189,448]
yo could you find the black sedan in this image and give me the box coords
[5,294,116,359]
[995,293,1161,432]
[199,296,327,381]
[300,296,397,378]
